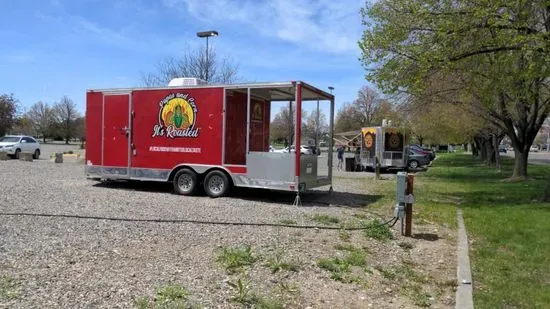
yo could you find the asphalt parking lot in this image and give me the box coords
[0,147,451,308]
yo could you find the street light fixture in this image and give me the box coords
[196,30,219,83]
[328,86,334,94]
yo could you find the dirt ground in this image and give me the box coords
[0,157,456,308]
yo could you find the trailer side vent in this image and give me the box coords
[168,77,208,87]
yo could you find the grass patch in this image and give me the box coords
[376,262,433,306]
[363,218,393,241]
[317,246,369,283]
[228,277,284,309]
[0,275,20,300]
[416,153,550,308]
[338,230,351,241]
[311,214,340,225]
[216,245,256,274]
[134,283,197,308]
[279,219,297,225]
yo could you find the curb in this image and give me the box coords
[456,208,474,309]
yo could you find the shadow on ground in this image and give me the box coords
[412,233,440,241]
[92,180,383,208]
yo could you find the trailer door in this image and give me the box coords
[102,93,130,175]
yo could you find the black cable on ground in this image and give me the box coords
[0,212,398,231]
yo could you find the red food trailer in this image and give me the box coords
[85,79,335,199]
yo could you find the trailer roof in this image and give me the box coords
[87,81,334,101]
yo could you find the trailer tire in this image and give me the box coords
[203,170,230,198]
[173,168,198,196]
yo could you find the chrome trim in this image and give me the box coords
[231,174,296,192]
[328,97,334,184]
[127,92,132,176]
[131,168,170,180]
[222,88,226,165]
[246,87,251,156]
[86,81,333,101]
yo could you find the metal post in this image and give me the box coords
[288,101,294,146]
[405,174,415,237]
[328,97,334,187]
[295,83,302,181]
[316,97,320,150]
[205,36,209,83]
[246,88,250,154]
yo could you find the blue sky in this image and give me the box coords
[0,0,371,119]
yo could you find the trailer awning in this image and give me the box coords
[223,81,334,102]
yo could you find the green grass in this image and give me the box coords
[311,214,340,225]
[415,153,550,309]
[216,245,257,274]
[317,246,369,283]
[279,219,297,225]
[134,283,197,309]
[363,218,393,241]
[0,275,19,300]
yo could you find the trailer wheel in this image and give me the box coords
[173,168,198,196]
[203,170,230,198]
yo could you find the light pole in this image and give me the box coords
[196,30,218,83]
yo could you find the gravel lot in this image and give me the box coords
[0,153,455,308]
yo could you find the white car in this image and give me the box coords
[281,145,312,155]
[0,135,41,159]
[530,145,539,152]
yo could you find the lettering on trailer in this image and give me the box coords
[149,146,201,153]
[152,93,200,138]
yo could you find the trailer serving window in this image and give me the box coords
[223,82,334,192]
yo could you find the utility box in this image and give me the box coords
[395,171,407,218]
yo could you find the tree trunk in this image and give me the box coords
[543,177,550,202]
[493,134,500,169]
[485,139,496,165]
[65,137,69,145]
[512,148,529,178]
[479,139,488,162]
[43,136,46,143]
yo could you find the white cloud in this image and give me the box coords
[163,0,363,54]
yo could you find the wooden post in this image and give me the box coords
[405,174,415,237]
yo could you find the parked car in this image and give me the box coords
[282,145,313,155]
[498,144,507,153]
[0,135,41,159]
[406,147,431,169]
[530,145,539,152]
[305,145,321,155]
[409,144,436,161]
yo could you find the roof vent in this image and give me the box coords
[168,77,207,87]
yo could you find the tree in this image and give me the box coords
[270,105,309,145]
[335,102,363,133]
[74,116,86,142]
[26,101,54,142]
[359,0,550,178]
[335,86,401,133]
[354,85,382,126]
[0,93,18,136]
[302,108,328,143]
[141,45,239,86]
[11,117,34,136]
[53,96,80,144]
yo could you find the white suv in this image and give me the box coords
[0,135,41,159]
